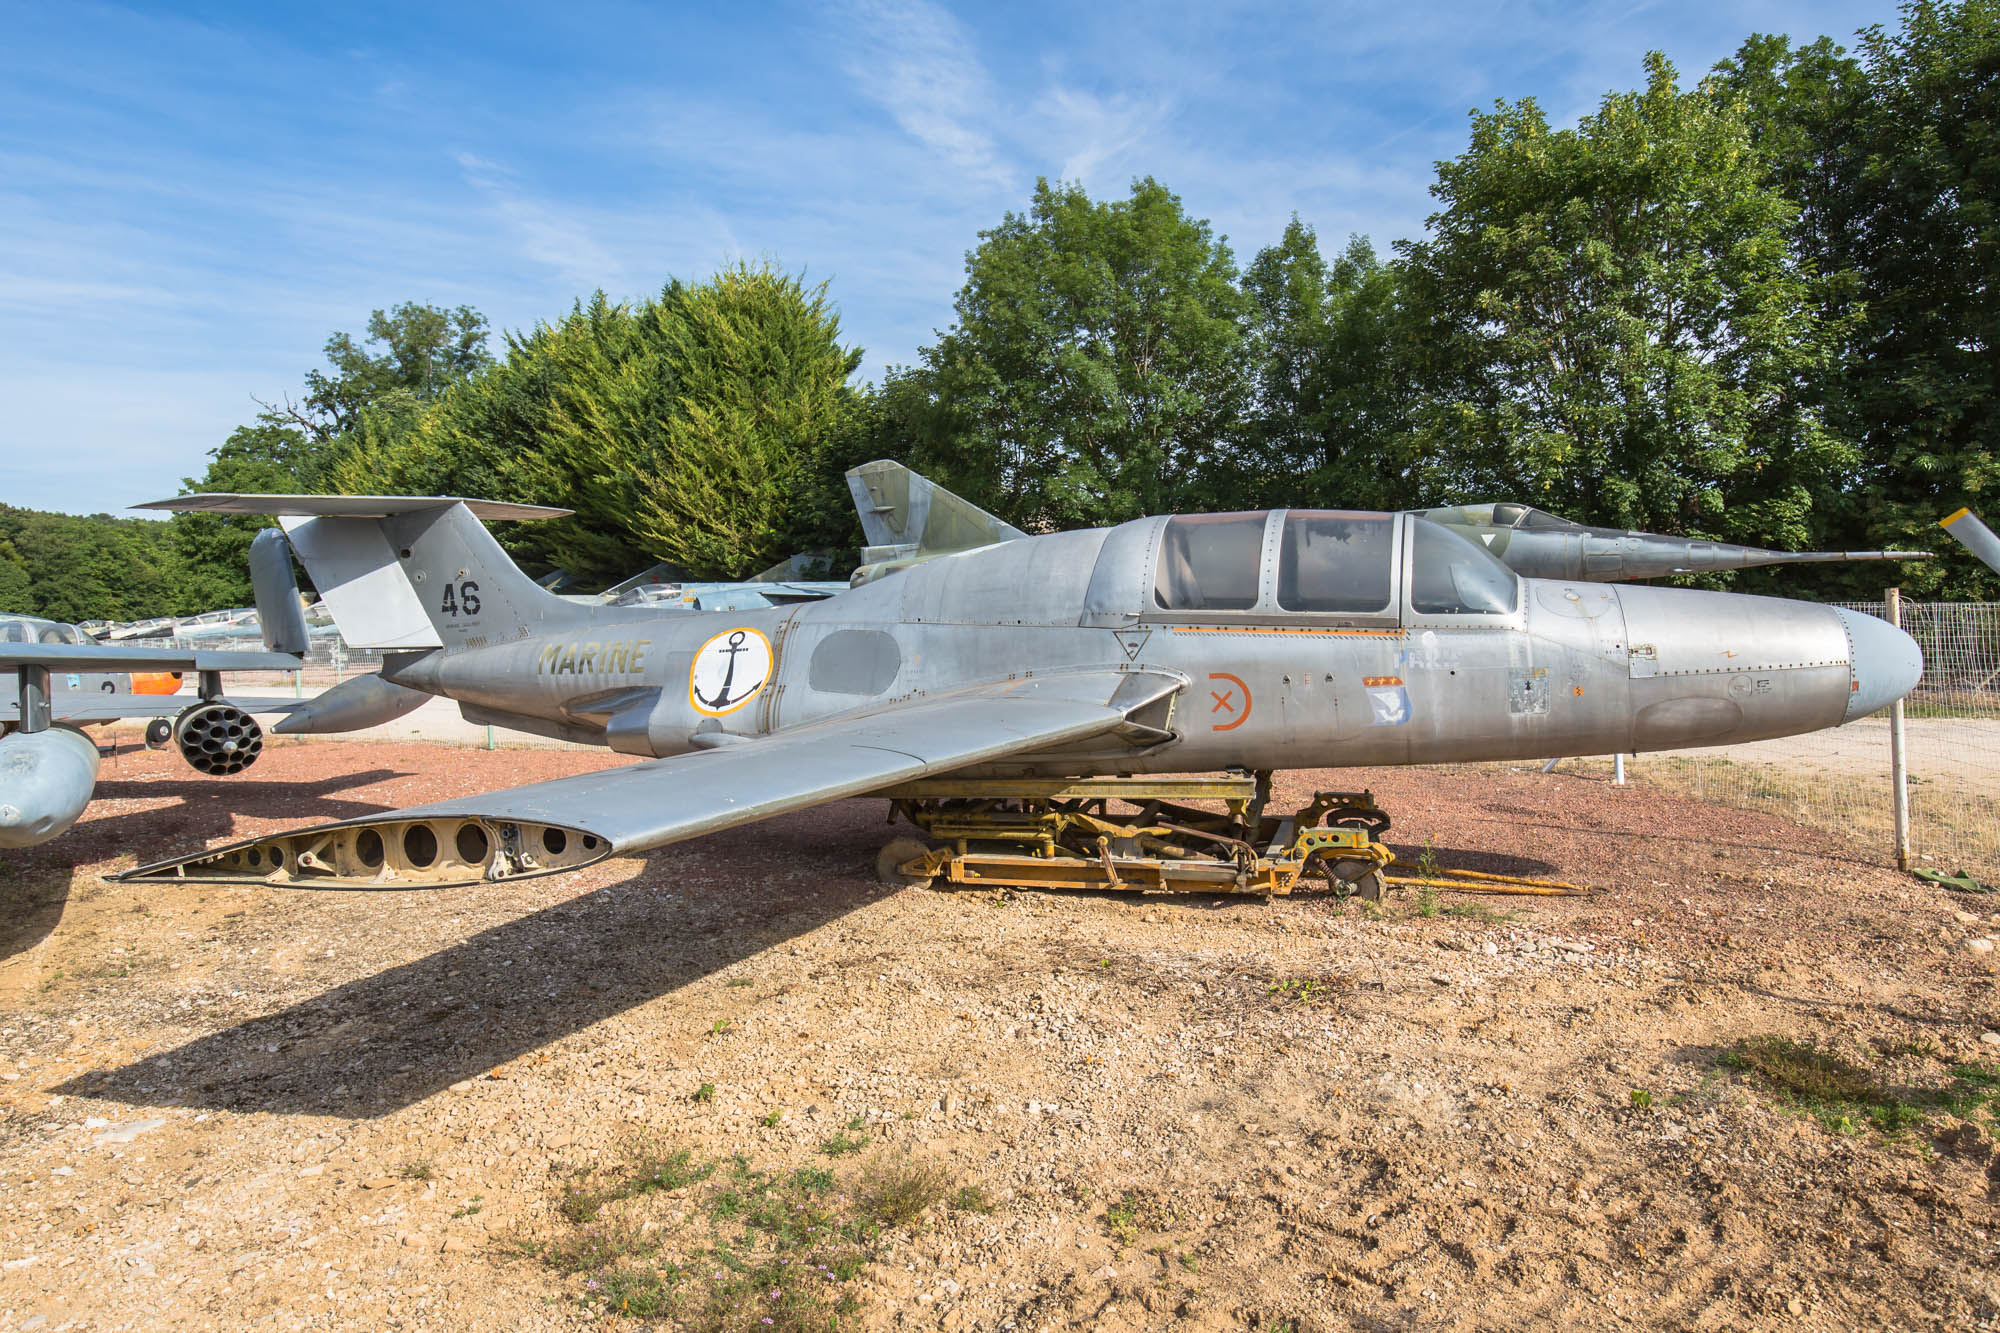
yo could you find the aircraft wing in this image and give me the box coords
[0,645,299,672]
[116,669,1186,888]
[17,696,310,724]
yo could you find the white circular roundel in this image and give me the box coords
[688,626,772,717]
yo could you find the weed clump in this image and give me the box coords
[854,1157,953,1229]
[528,1142,971,1331]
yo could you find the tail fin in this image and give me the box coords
[136,494,584,650]
[844,460,1025,572]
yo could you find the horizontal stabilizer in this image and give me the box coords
[133,493,571,521]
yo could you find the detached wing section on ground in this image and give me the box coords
[117,670,1184,889]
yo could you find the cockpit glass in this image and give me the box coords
[1153,513,1267,611]
[1409,518,1520,615]
[1489,502,1527,527]
[1277,512,1394,614]
[1519,507,1580,530]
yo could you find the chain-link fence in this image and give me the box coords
[1559,599,2000,880]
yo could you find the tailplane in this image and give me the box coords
[136,495,586,650]
[844,461,1025,585]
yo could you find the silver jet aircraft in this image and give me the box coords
[118,493,1924,888]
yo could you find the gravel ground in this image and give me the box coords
[2,742,1999,1331]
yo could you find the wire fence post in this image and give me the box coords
[1887,586,1911,871]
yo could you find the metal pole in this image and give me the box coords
[1614,752,1626,786]
[486,724,496,751]
[1888,587,1911,871]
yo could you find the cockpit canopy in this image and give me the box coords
[1420,502,1583,531]
[0,614,87,645]
[1142,510,1518,620]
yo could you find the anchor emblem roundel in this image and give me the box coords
[688,627,773,717]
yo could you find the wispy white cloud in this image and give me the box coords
[455,152,627,290]
[835,0,1013,189]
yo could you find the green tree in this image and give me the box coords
[1232,222,1421,510]
[905,178,1253,530]
[172,303,497,607]
[1397,53,1855,568]
[334,266,868,585]
[1719,4,2000,597]
[273,302,494,447]
[0,506,194,622]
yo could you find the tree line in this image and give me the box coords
[6,1,1995,621]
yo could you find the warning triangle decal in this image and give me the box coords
[1113,629,1151,662]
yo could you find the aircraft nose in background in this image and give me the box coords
[1835,607,1924,721]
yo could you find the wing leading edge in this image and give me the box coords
[115,669,1186,888]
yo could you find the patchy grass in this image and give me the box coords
[692,1082,716,1103]
[1267,974,1347,1005]
[1442,900,1514,923]
[950,1183,995,1214]
[559,1144,714,1223]
[537,1217,657,1274]
[819,1130,868,1157]
[527,1142,966,1331]
[397,1159,433,1181]
[1721,1037,2000,1136]
[1103,1191,1141,1244]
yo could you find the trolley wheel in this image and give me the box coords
[875,837,940,889]
[143,718,172,749]
[1322,857,1386,903]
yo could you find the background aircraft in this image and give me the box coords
[120,491,1922,889]
[842,461,1931,587]
[1,596,302,848]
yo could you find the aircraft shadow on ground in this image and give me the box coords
[56,809,885,1120]
[86,767,410,844]
[0,770,408,966]
[1380,841,1559,878]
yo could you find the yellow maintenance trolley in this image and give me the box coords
[872,773,1395,899]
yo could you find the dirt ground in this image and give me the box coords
[2,737,1999,1332]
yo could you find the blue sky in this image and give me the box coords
[2,0,1903,515]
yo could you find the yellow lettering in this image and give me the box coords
[557,644,578,674]
[579,642,600,673]
[537,643,561,674]
[607,643,628,674]
[630,640,649,674]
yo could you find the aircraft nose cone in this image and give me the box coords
[1836,607,1924,721]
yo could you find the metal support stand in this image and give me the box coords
[15,665,50,734]
[1888,587,1911,871]
[1614,753,1626,786]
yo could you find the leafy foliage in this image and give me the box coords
[327,266,868,585]
[1397,54,1855,561]
[899,177,1252,531]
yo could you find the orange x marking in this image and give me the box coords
[1208,672,1251,732]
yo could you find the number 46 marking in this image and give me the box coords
[440,581,481,617]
